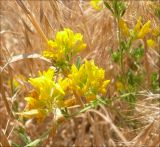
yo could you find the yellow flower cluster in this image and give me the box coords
[20,60,110,119]
[19,27,111,120]
[133,16,142,34]
[68,60,110,102]
[116,81,124,91]
[119,17,158,48]
[90,0,103,11]
[119,17,152,39]
[21,68,65,119]
[43,28,86,63]
[137,20,151,39]
[147,39,155,47]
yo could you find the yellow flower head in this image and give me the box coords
[137,20,151,39]
[90,0,103,11]
[147,39,155,47]
[68,60,110,102]
[116,81,124,91]
[119,19,130,37]
[21,68,65,119]
[133,16,142,34]
[43,28,86,63]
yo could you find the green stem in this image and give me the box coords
[116,18,125,88]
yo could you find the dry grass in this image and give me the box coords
[0,0,160,147]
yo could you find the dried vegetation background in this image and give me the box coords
[0,0,160,147]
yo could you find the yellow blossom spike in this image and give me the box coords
[68,60,110,102]
[116,81,124,91]
[43,28,86,63]
[90,0,103,11]
[48,40,57,48]
[102,80,110,88]
[119,19,130,37]
[25,97,39,108]
[147,39,155,47]
[133,16,142,33]
[137,20,151,39]
[55,83,65,95]
[22,68,68,120]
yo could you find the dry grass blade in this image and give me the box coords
[88,109,130,146]
[1,53,51,73]
[151,137,160,147]
[0,73,14,120]
[0,125,11,147]
[16,0,48,44]
[21,18,34,34]
[131,121,155,147]
[49,0,63,29]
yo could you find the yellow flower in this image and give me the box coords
[133,16,142,34]
[21,68,65,119]
[29,68,57,99]
[137,20,151,39]
[116,81,124,91]
[101,80,110,94]
[147,39,155,47]
[58,78,71,92]
[24,97,45,110]
[119,19,130,37]
[43,28,86,63]
[68,60,110,102]
[90,0,103,11]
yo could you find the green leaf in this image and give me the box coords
[126,93,136,107]
[118,1,126,17]
[121,92,136,108]
[97,96,111,105]
[120,41,128,51]
[15,127,31,144]
[112,0,118,17]
[80,97,109,113]
[155,7,160,18]
[19,134,30,144]
[11,143,22,147]
[121,8,126,17]
[80,105,92,113]
[131,45,144,60]
[112,51,120,63]
[111,0,126,18]
[76,56,81,70]
[127,70,144,87]
[103,1,114,14]
[151,72,159,90]
[25,139,41,147]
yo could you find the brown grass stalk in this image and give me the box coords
[88,109,130,146]
[16,0,48,44]
[0,126,11,147]
[0,72,14,120]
